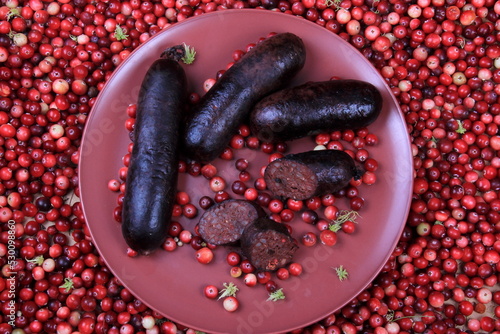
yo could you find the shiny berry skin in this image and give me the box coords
[320,230,338,246]
[244,273,257,287]
[226,252,241,266]
[195,247,214,264]
[223,296,239,312]
[301,232,317,246]
[204,285,218,299]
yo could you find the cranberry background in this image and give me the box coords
[0,0,499,334]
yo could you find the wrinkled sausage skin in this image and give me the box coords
[183,32,307,162]
[122,58,187,255]
[250,79,383,143]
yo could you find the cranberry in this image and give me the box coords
[199,196,214,210]
[222,296,239,312]
[204,285,218,299]
[301,232,317,247]
[226,251,241,266]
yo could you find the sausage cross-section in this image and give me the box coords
[264,150,362,201]
[121,57,187,255]
[240,217,298,271]
[197,199,266,245]
[250,79,383,143]
[183,32,307,162]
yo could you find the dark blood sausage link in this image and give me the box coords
[250,79,383,143]
[264,150,362,201]
[121,58,187,255]
[197,199,266,245]
[182,32,306,162]
[240,217,298,271]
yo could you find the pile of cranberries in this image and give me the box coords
[0,0,499,333]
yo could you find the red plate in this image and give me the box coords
[79,9,412,334]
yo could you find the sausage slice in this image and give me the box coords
[198,199,266,245]
[264,150,362,201]
[240,217,298,271]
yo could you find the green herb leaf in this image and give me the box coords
[181,43,196,65]
[328,210,360,232]
[218,282,238,300]
[386,309,435,323]
[385,309,395,322]
[267,288,286,302]
[333,265,349,281]
[336,210,360,223]
[59,278,74,292]
[26,255,44,266]
[329,222,342,232]
[325,0,342,8]
[7,8,20,21]
[455,120,466,134]
[114,25,128,41]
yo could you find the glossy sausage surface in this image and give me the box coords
[264,150,362,201]
[183,32,306,162]
[250,79,383,143]
[122,58,187,255]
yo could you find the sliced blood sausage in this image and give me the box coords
[241,217,298,271]
[121,57,187,255]
[264,150,362,201]
[183,32,306,162]
[250,79,383,143]
[198,199,266,245]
